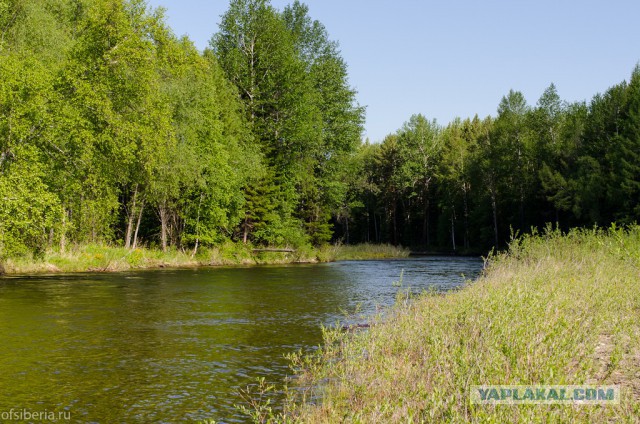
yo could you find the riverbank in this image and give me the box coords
[272,226,640,422]
[0,242,409,275]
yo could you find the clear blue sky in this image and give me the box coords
[146,0,640,142]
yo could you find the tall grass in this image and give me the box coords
[262,226,640,422]
[1,244,197,274]
[0,242,410,275]
[323,243,410,261]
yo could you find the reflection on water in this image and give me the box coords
[0,257,482,423]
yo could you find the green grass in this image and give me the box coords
[1,243,201,273]
[258,225,640,423]
[0,242,410,275]
[322,243,410,261]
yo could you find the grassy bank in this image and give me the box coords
[0,242,409,275]
[320,243,410,261]
[267,226,640,422]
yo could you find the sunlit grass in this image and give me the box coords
[2,244,199,273]
[257,225,640,422]
[322,243,410,261]
[1,242,410,274]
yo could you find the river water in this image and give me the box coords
[0,257,482,423]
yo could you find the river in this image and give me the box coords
[0,257,482,423]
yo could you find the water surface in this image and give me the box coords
[0,257,482,422]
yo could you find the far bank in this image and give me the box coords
[0,243,409,276]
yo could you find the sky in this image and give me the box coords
[145,0,640,142]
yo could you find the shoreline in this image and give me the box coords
[271,227,640,422]
[0,242,410,277]
[0,257,325,278]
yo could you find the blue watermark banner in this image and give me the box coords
[470,385,620,405]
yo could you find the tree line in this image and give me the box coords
[343,69,640,252]
[0,0,363,258]
[1,0,638,259]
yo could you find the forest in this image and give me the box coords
[1,0,639,260]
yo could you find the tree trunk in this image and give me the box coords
[242,216,249,244]
[366,210,370,243]
[60,207,67,254]
[125,185,138,249]
[159,201,168,252]
[191,193,204,258]
[125,208,134,249]
[451,208,456,252]
[491,189,499,248]
[192,237,200,258]
[169,209,180,247]
[345,214,350,244]
[132,202,144,250]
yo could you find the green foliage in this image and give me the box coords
[213,0,363,248]
[0,0,76,65]
[0,51,61,258]
[0,147,61,258]
[0,0,268,257]
[346,65,640,252]
[242,174,281,244]
[2,0,639,259]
